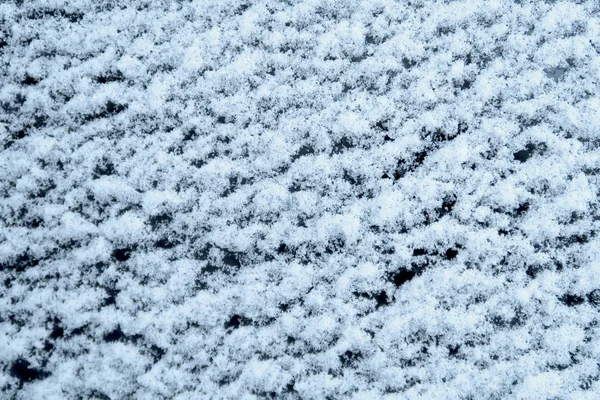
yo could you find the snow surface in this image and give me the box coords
[2,0,600,398]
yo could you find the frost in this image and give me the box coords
[2,0,600,398]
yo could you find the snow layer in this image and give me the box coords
[2,0,600,398]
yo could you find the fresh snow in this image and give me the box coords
[1,0,600,398]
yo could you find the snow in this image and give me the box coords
[2,0,600,398]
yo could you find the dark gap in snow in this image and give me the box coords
[26,8,84,23]
[331,136,353,154]
[414,151,427,166]
[339,350,362,367]
[95,72,124,84]
[224,314,251,330]
[375,291,389,308]
[412,248,427,256]
[102,287,119,306]
[514,202,530,217]
[222,251,241,268]
[21,75,39,86]
[445,248,459,260]
[292,144,315,161]
[146,345,166,364]
[10,359,50,387]
[545,67,568,82]
[402,57,416,69]
[2,252,40,272]
[447,344,461,357]
[92,158,115,178]
[49,322,64,340]
[559,294,586,307]
[148,213,172,230]
[513,143,536,162]
[587,290,600,307]
[112,248,133,262]
[155,237,176,249]
[33,115,47,129]
[436,196,456,217]
[277,243,287,254]
[201,263,220,274]
[182,128,198,142]
[375,120,389,132]
[103,326,143,344]
[105,101,125,115]
[391,269,417,287]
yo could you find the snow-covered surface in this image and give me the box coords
[2,0,600,398]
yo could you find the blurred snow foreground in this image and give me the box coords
[2,0,600,398]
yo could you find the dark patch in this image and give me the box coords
[365,34,377,45]
[182,128,198,142]
[148,213,172,230]
[375,291,389,308]
[155,237,176,249]
[383,134,393,142]
[33,115,47,129]
[70,325,88,336]
[342,170,362,186]
[412,248,427,256]
[222,251,241,268]
[2,253,40,272]
[559,294,586,307]
[437,197,456,217]
[293,144,314,160]
[50,326,64,340]
[526,265,541,278]
[95,72,124,84]
[490,307,526,328]
[391,269,416,287]
[146,345,166,364]
[545,67,568,82]
[92,159,115,178]
[402,57,416,69]
[235,3,250,13]
[339,350,362,367]
[112,248,132,262]
[102,287,119,306]
[381,173,390,179]
[278,243,287,254]
[414,151,427,165]
[331,137,353,154]
[448,344,461,357]
[224,314,251,330]
[201,263,219,274]
[498,228,509,236]
[375,120,389,132]
[513,143,536,163]
[216,116,226,124]
[514,202,529,216]
[22,75,39,86]
[587,289,600,307]
[445,248,459,260]
[103,328,124,342]
[10,359,49,386]
[105,101,125,115]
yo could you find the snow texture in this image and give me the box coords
[2,0,600,398]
